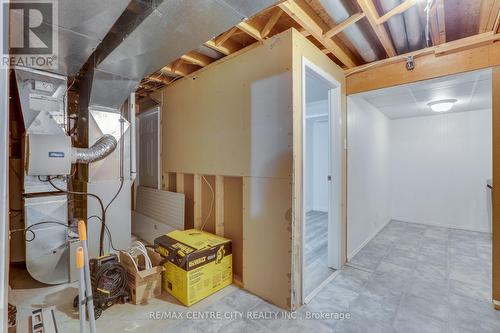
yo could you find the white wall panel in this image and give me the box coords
[391,109,492,232]
[347,96,392,258]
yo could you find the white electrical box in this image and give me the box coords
[27,134,72,176]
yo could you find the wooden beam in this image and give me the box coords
[237,21,263,41]
[194,174,202,229]
[176,173,184,193]
[204,39,242,56]
[346,41,500,94]
[480,0,500,33]
[279,0,357,67]
[181,51,214,67]
[377,0,417,24]
[357,0,397,57]
[145,74,171,85]
[436,0,446,44]
[435,31,500,55]
[215,27,238,46]
[323,13,366,39]
[494,66,500,311]
[215,175,224,236]
[494,9,500,33]
[261,8,283,38]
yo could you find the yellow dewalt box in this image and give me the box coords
[154,229,232,306]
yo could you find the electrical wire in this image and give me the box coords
[39,175,108,255]
[200,175,214,231]
[9,221,71,242]
[123,241,152,272]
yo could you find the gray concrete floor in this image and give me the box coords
[9,220,500,332]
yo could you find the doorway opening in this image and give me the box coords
[137,107,160,189]
[302,59,342,303]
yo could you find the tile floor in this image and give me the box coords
[9,220,500,332]
[304,211,334,297]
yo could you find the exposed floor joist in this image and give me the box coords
[138,0,496,97]
[323,12,365,39]
[346,38,500,94]
[279,0,357,67]
[377,0,417,24]
[480,0,500,33]
[356,0,397,57]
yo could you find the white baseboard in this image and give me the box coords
[392,217,491,234]
[347,219,391,261]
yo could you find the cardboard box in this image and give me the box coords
[119,248,164,305]
[154,229,232,306]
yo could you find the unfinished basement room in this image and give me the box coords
[1,0,500,332]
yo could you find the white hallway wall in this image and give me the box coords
[347,98,492,258]
[347,96,392,258]
[391,109,492,232]
[306,100,329,212]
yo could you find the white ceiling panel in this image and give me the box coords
[356,68,492,119]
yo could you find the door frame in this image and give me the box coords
[301,57,342,303]
[137,106,161,190]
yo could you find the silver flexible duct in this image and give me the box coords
[319,0,380,62]
[72,134,118,164]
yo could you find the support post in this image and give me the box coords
[215,176,225,236]
[493,67,500,310]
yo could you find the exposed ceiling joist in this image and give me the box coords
[436,0,446,44]
[435,30,500,55]
[237,21,263,40]
[181,51,214,67]
[204,39,241,56]
[215,26,238,46]
[346,31,500,76]
[261,8,283,38]
[377,0,417,25]
[279,0,357,67]
[323,12,365,39]
[347,41,500,95]
[479,0,500,33]
[356,0,397,57]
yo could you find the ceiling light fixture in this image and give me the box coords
[427,99,457,113]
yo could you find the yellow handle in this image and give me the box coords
[78,220,87,241]
[76,247,84,269]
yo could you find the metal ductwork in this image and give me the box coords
[379,0,425,54]
[84,0,280,112]
[72,134,118,164]
[403,6,426,51]
[318,0,380,62]
[9,0,131,76]
[379,0,409,54]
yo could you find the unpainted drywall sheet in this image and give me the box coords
[155,30,294,309]
[157,31,293,179]
[290,28,347,308]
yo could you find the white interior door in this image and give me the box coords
[138,108,160,189]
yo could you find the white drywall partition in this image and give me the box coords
[391,109,492,232]
[347,96,392,258]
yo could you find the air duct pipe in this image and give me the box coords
[318,0,380,62]
[403,6,425,51]
[379,0,425,53]
[71,134,118,164]
[379,0,409,54]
